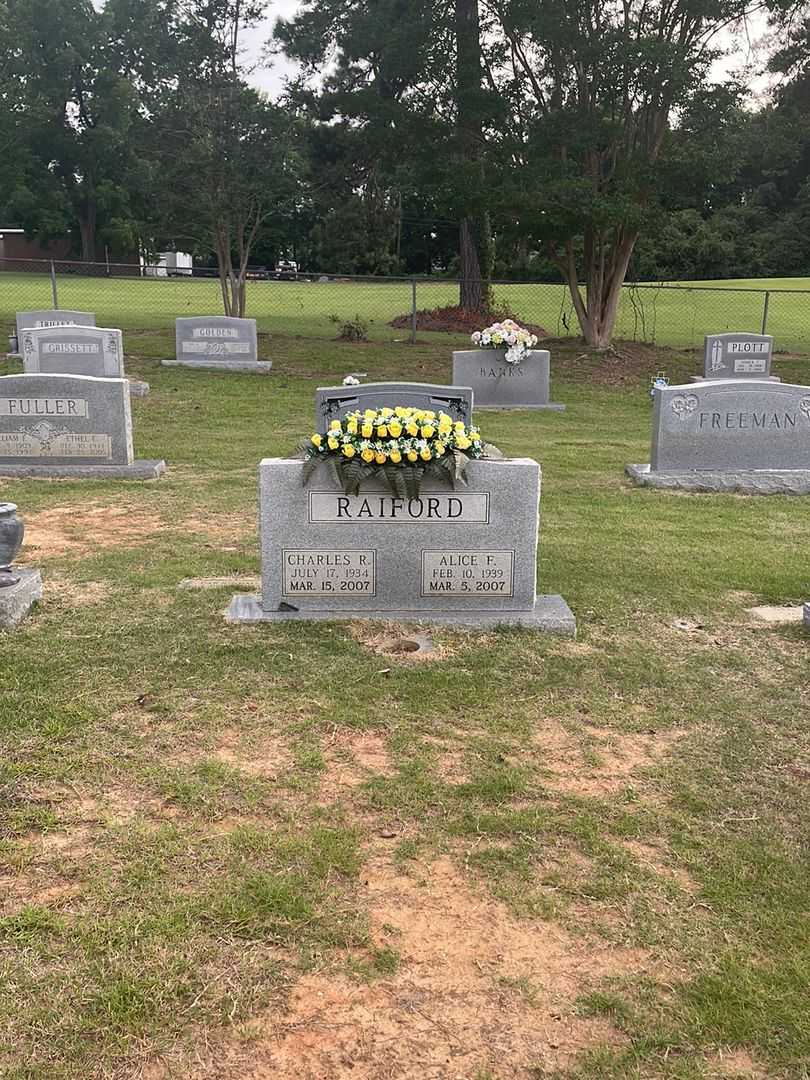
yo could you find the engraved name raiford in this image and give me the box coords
[308,491,490,523]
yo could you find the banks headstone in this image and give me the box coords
[452,349,565,410]
[165,316,271,373]
[626,380,810,494]
[0,373,165,479]
[227,456,575,633]
[315,382,474,428]
[697,333,775,381]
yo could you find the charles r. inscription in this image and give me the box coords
[282,549,376,596]
[421,550,514,596]
[307,491,490,524]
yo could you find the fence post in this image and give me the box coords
[761,290,770,335]
[50,260,58,308]
[410,279,417,344]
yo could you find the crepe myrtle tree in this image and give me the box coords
[490,0,778,348]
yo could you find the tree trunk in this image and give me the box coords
[554,229,639,348]
[78,205,97,263]
[455,0,492,312]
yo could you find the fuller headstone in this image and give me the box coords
[452,349,565,410]
[20,326,150,397]
[626,380,810,494]
[314,382,474,429]
[0,373,165,479]
[227,456,575,633]
[0,502,42,630]
[164,316,270,373]
[695,333,776,381]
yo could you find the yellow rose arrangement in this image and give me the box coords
[301,406,493,498]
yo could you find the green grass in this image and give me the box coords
[1,333,809,1078]
[3,271,810,351]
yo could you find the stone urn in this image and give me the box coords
[0,503,24,587]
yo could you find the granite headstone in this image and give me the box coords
[698,333,775,380]
[314,382,474,429]
[21,326,124,377]
[626,379,810,493]
[452,349,565,410]
[227,456,575,633]
[0,373,164,479]
[165,316,270,373]
[15,310,96,339]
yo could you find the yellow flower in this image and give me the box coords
[438,418,452,434]
[342,444,356,458]
[435,442,446,455]
[389,450,401,463]
[327,436,339,450]
[361,423,373,438]
[395,407,407,418]
[380,408,394,418]
[347,420,358,434]
[361,448,375,463]
[364,409,376,419]
[420,447,432,461]
[421,425,435,438]
[377,425,388,437]
[375,452,387,464]
[329,420,342,431]
[407,450,418,462]
[310,434,322,447]
[456,435,471,450]
[423,410,436,420]
[454,421,466,432]
[406,423,419,437]
[388,421,402,437]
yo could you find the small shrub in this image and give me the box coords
[329,313,370,342]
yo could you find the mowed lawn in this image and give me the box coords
[1,333,809,1080]
[3,272,810,351]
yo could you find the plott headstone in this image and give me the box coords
[0,373,165,479]
[227,456,575,633]
[452,349,565,410]
[314,382,473,429]
[697,333,776,381]
[21,326,150,397]
[165,316,270,373]
[626,380,810,494]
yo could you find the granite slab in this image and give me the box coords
[625,463,810,495]
[0,568,42,629]
[452,349,565,410]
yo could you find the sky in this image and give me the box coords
[244,3,778,103]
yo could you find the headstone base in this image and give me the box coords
[226,592,576,635]
[474,402,566,412]
[0,460,166,480]
[690,375,781,383]
[626,463,810,495]
[161,359,272,374]
[128,379,150,397]
[0,569,42,629]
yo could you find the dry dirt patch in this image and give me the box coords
[23,503,164,557]
[155,852,646,1080]
[43,576,112,607]
[318,728,395,806]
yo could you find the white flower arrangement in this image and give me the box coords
[471,319,538,365]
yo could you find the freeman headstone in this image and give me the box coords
[452,349,565,410]
[626,380,810,493]
[164,317,271,373]
[314,382,474,428]
[0,373,165,479]
[695,333,776,381]
[227,456,575,633]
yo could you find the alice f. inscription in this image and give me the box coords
[282,549,376,596]
[421,550,515,596]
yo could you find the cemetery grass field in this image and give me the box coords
[1,332,810,1079]
[3,273,810,350]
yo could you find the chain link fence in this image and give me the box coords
[2,257,810,353]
